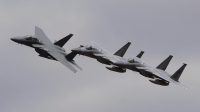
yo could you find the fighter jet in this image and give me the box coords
[113,53,187,89]
[11,26,82,73]
[72,41,131,73]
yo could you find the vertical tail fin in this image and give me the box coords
[171,63,187,81]
[114,42,131,57]
[54,34,73,47]
[156,55,173,71]
[136,51,144,58]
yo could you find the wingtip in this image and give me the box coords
[78,67,83,71]
[35,26,39,29]
[35,26,42,32]
[73,70,77,73]
[183,86,188,89]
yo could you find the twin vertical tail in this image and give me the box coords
[171,64,187,82]
[156,55,173,71]
[114,42,131,57]
[156,55,187,82]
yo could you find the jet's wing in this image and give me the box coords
[137,66,187,89]
[48,50,78,73]
[69,60,82,70]
[155,70,187,89]
[90,41,111,54]
[35,26,52,45]
[34,26,77,73]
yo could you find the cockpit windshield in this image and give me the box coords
[85,45,93,50]
[25,35,39,42]
[128,57,145,65]
[128,58,134,63]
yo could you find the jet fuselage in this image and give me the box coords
[11,36,56,60]
[112,57,156,78]
[72,47,113,65]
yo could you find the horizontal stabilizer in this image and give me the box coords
[171,64,187,81]
[114,42,131,57]
[54,34,73,47]
[136,51,144,58]
[156,55,173,71]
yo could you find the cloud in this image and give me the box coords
[1,0,200,112]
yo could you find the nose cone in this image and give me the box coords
[10,37,23,43]
[71,48,82,53]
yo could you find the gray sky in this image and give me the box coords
[1,0,200,112]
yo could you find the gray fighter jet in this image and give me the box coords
[72,41,131,73]
[11,26,81,73]
[113,53,187,89]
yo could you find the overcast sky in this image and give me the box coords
[1,0,200,112]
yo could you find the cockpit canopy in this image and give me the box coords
[85,45,93,50]
[61,48,66,52]
[128,58,134,63]
[25,35,39,42]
